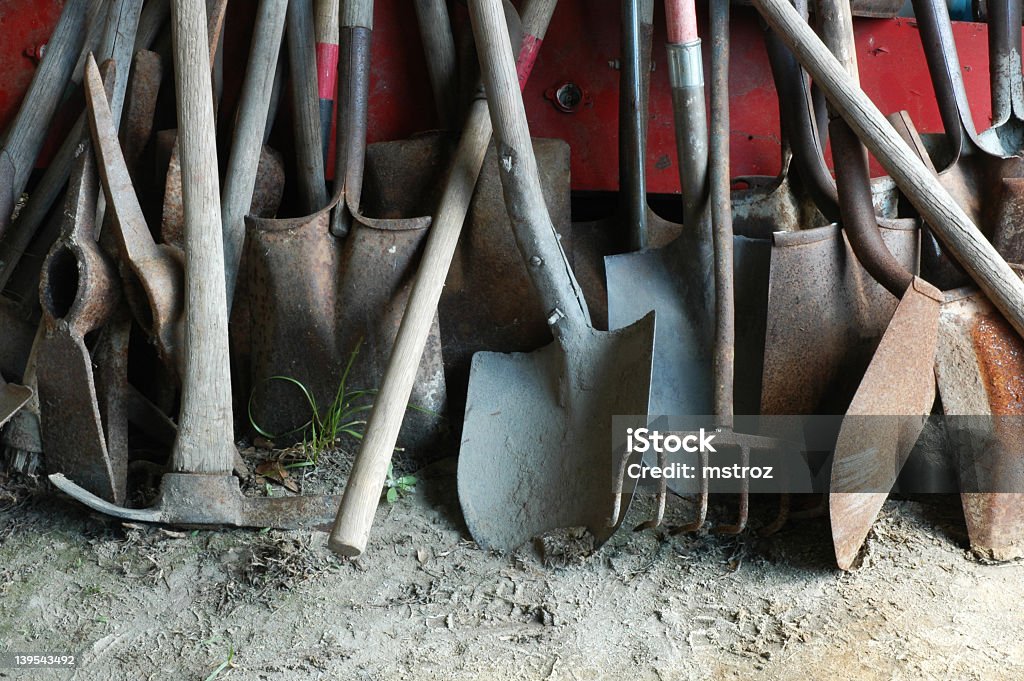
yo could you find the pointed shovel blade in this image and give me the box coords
[830,277,942,569]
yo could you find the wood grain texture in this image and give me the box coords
[328,0,560,557]
[414,0,459,129]
[2,0,88,201]
[170,0,235,474]
[753,0,1024,341]
[287,0,330,212]
[341,0,374,29]
[221,0,288,310]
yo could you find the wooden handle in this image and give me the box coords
[133,0,171,53]
[221,0,289,310]
[472,0,589,337]
[85,55,163,266]
[414,0,459,129]
[288,0,330,212]
[328,0,558,557]
[341,0,373,29]
[1,0,89,209]
[752,0,1024,341]
[169,0,235,475]
[95,0,146,125]
[666,0,698,45]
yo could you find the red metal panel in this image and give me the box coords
[0,0,64,134]
[0,1,999,194]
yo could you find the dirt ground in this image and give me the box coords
[1,447,1022,681]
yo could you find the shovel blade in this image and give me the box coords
[830,278,941,569]
[458,314,655,552]
[936,284,1024,561]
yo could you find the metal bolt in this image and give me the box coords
[546,308,565,326]
[529,255,543,267]
[553,83,583,113]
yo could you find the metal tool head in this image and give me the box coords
[459,317,655,552]
[935,272,1024,562]
[829,277,942,569]
[246,134,444,457]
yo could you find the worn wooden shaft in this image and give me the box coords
[287,0,330,212]
[329,0,559,557]
[170,0,235,474]
[221,0,289,310]
[752,0,1024,341]
[414,0,459,129]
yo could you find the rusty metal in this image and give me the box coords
[438,138,572,415]
[86,57,185,378]
[936,273,1024,562]
[246,133,444,455]
[36,104,126,503]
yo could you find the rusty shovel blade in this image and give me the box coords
[830,277,943,570]
[935,277,1024,562]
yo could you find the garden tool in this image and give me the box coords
[158,0,232,249]
[287,0,330,214]
[0,0,89,241]
[454,0,654,554]
[37,93,128,504]
[905,0,1014,285]
[0,299,35,378]
[436,4,570,420]
[414,0,460,130]
[52,0,342,531]
[891,110,1024,562]
[758,2,916,422]
[0,0,150,300]
[751,0,1024,359]
[628,0,796,535]
[935,270,1024,562]
[815,0,941,570]
[87,57,184,379]
[221,0,289,311]
[0,376,31,431]
[735,0,904,16]
[328,0,559,557]
[603,0,712,424]
[572,0,685,331]
[246,0,447,452]
[314,0,340,159]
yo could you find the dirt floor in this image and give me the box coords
[1,445,1023,681]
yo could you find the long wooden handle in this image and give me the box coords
[95,0,146,125]
[221,0,289,311]
[288,0,330,213]
[665,0,697,44]
[414,0,459,129]
[341,0,373,28]
[328,0,559,557]
[1,0,89,214]
[169,0,235,475]
[473,0,589,337]
[752,0,1024,341]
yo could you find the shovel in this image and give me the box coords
[245,0,444,451]
[52,0,342,531]
[453,0,654,554]
[604,0,712,424]
[327,0,559,557]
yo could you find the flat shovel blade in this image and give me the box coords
[458,314,655,552]
[830,278,942,569]
[935,284,1024,561]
